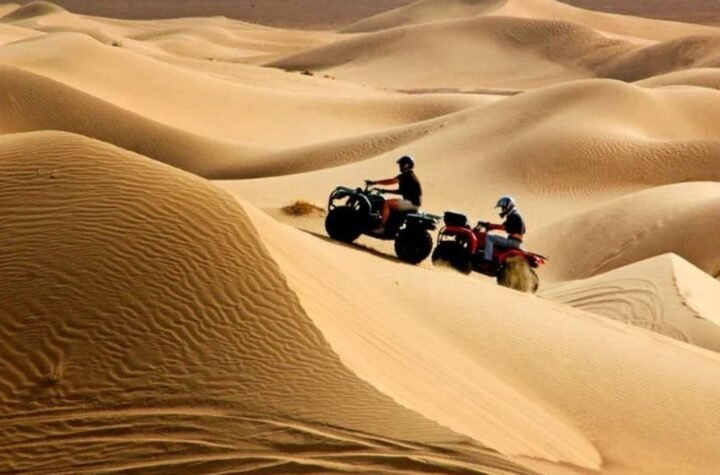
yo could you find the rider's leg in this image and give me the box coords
[484,235,513,261]
[382,199,400,224]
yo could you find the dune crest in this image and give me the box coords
[343,0,506,33]
[0,1,66,22]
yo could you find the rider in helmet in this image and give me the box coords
[366,155,422,231]
[482,196,526,263]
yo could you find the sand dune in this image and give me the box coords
[543,254,720,352]
[343,0,505,33]
[273,15,638,90]
[0,21,38,44]
[279,12,720,90]
[127,24,336,63]
[346,0,718,41]
[0,0,62,21]
[0,32,482,146]
[0,130,542,475]
[246,198,720,475]
[219,79,720,225]
[637,67,720,89]
[0,63,490,179]
[2,2,338,62]
[0,35,495,179]
[530,182,720,282]
[601,34,720,81]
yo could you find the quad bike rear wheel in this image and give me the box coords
[432,241,471,274]
[395,228,433,264]
[325,206,363,243]
[497,256,539,293]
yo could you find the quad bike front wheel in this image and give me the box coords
[432,241,471,274]
[497,256,539,293]
[395,228,433,264]
[325,206,363,243]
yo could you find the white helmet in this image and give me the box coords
[495,196,516,218]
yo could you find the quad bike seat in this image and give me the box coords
[443,211,469,227]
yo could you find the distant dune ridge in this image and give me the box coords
[2,0,720,474]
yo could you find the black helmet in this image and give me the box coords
[396,155,415,172]
[495,195,516,218]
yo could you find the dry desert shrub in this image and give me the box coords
[281,200,325,216]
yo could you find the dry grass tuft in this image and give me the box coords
[281,200,325,216]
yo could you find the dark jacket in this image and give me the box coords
[397,170,422,206]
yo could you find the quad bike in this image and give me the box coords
[432,211,547,293]
[325,182,440,264]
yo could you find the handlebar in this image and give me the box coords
[363,180,385,194]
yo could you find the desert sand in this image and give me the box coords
[2,1,720,474]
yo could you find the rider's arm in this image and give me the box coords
[370,177,399,186]
[487,223,505,231]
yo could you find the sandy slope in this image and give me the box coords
[542,254,720,352]
[530,182,720,282]
[345,0,718,41]
[0,131,542,475]
[637,68,720,89]
[0,33,482,146]
[343,0,506,33]
[0,20,38,43]
[600,34,720,81]
[218,79,720,226]
[245,200,720,475]
[276,15,720,91]
[273,16,636,90]
[275,0,720,91]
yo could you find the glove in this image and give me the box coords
[478,221,490,228]
[364,179,375,186]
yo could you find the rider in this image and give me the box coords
[366,155,422,232]
[482,196,526,263]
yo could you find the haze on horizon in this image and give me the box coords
[4,0,720,27]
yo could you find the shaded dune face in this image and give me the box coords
[0,132,540,474]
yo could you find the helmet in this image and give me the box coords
[495,195,516,218]
[396,155,415,172]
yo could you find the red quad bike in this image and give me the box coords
[432,211,547,293]
[325,182,440,264]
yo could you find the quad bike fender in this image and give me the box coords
[497,248,545,268]
[328,186,371,214]
[404,213,439,231]
[440,225,479,254]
